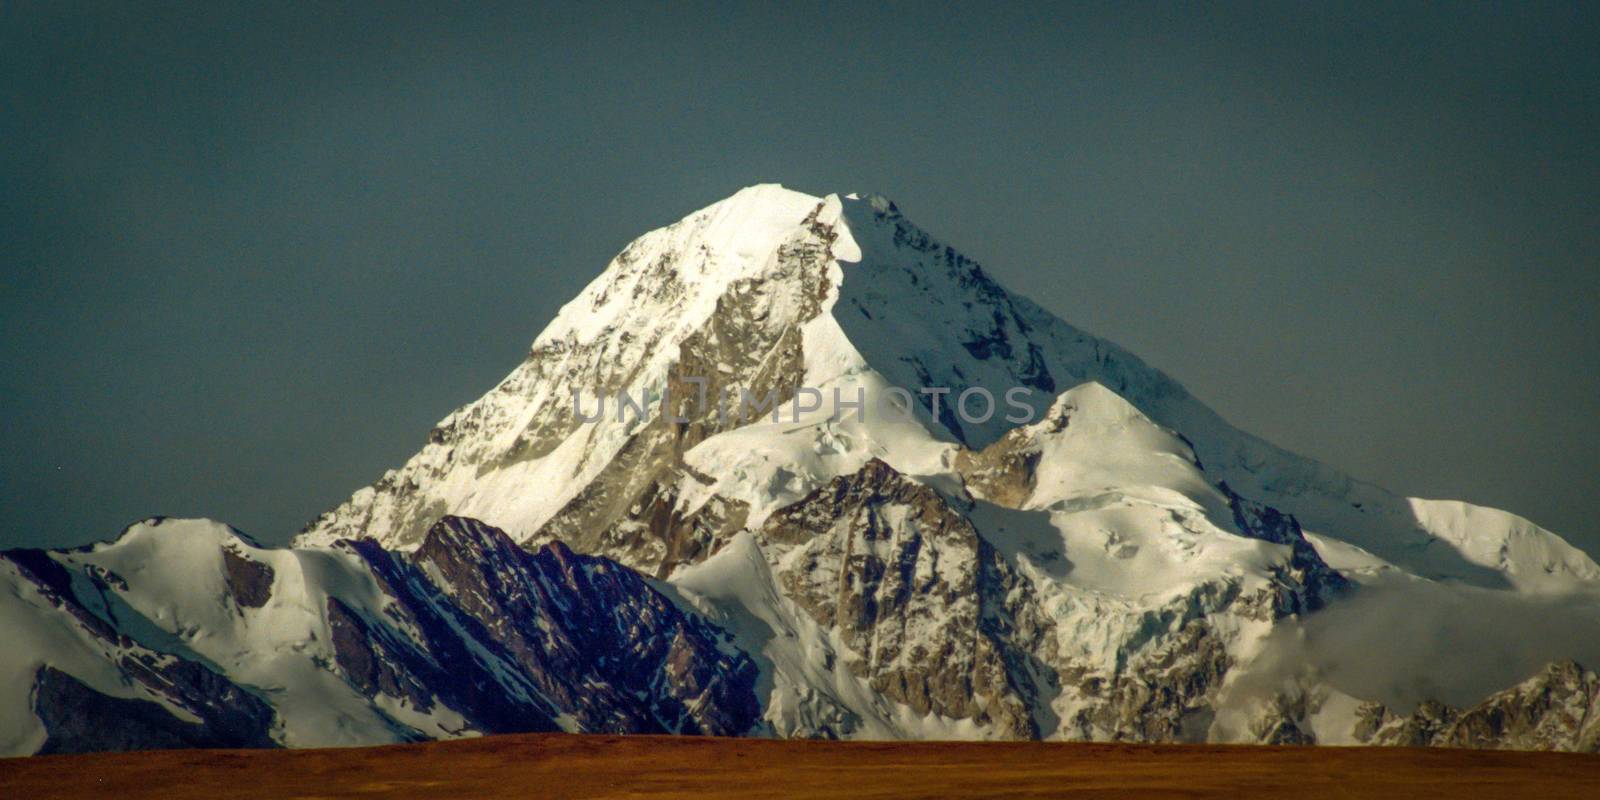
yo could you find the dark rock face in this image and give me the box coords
[318,517,763,738]
[411,516,762,736]
[952,430,1043,509]
[533,432,751,579]
[324,595,444,720]
[331,537,564,737]
[33,667,276,755]
[221,548,275,609]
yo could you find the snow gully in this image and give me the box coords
[571,379,1041,427]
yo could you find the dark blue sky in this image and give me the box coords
[3,3,1596,554]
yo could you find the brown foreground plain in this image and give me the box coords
[4,733,1600,799]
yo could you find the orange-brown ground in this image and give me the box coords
[3,733,1599,799]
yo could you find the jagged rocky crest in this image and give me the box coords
[6,185,1599,754]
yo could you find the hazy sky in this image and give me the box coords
[3,3,1596,555]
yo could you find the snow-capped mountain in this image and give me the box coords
[1,516,759,754]
[5,184,1598,755]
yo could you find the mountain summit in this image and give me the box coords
[5,185,1598,754]
[302,183,1596,591]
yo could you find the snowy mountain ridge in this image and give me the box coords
[4,184,1597,754]
[1,515,760,754]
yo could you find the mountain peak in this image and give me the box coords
[104,516,259,551]
[298,185,1599,597]
[725,181,815,202]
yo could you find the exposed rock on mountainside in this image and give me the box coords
[758,458,1036,738]
[1356,660,1600,751]
[407,516,761,736]
[31,666,277,755]
[0,517,761,755]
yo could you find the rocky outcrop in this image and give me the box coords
[411,516,762,736]
[759,459,1037,738]
[321,517,765,739]
[1357,661,1600,752]
[1053,590,1236,742]
[951,422,1045,508]
[32,666,276,755]
[221,547,275,609]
